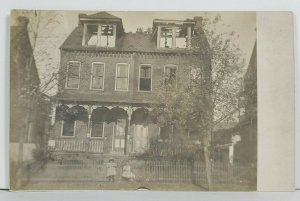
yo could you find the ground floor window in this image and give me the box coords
[159,125,172,140]
[91,122,104,138]
[62,119,76,137]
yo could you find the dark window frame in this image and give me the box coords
[139,64,152,92]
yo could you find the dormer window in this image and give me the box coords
[175,27,188,48]
[86,25,98,46]
[154,19,194,49]
[82,24,116,47]
[160,27,173,48]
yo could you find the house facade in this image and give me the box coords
[48,12,211,156]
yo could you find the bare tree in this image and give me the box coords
[12,10,67,188]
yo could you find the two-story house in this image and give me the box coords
[48,12,211,156]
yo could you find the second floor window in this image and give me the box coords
[115,63,129,91]
[66,61,80,89]
[164,65,177,87]
[139,64,152,91]
[91,63,105,90]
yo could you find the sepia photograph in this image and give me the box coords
[10,10,257,191]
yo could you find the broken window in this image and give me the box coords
[139,64,152,91]
[160,27,173,48]
[85,25,98,46]
[91,63,105,89]
[100,25,115,47]
[91,122,104,138]
[164,65,177,87]
[115,63,129,91]
[66,61,80,89]
[175,27,187,48]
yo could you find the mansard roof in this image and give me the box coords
[60,13,210,56]
[79,12,121,20]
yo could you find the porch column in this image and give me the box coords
[125,107,133,155]
[50,102,58,126]
[85,105,93,154]
[172,27,176,48]
[157,26,161,48]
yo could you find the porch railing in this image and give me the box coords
[48,139,104,153]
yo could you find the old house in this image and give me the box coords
[48,12,211,157]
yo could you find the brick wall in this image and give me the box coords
[57,50,209,104]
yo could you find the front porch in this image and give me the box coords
[48,102,162,155]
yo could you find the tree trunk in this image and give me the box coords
[16,113,29,188]
[204,145,213,190]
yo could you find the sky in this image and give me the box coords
[12,11,257,95]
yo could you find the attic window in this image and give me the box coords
[160,27,173,48]
[86,25,98,46]
[83,24,116,47]
[175,27,187,48]
[157,25,191,49]
[100,25,115,47]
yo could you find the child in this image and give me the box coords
[122,161,135,181]
[106,158,117,182]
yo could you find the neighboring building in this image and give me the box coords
[211,42,257,164]
[235,41,257,164]
[10,16,50,164]
[48,12,211,156]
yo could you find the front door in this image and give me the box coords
[113,119,126,153]
[133,124,149,153]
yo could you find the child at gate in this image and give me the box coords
[122,161,135,181]
[106,158,117,182]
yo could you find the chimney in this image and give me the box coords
[193,16,203,25]
[17,16,29,28]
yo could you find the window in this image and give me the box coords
[83,24,116,47]
[159,125,171,140]
[158,25,190,49]
[66,61,80,89]
[139,64,152,91]
[100,25,115,47]
[164,65,177,87]
[115,63,129,91]
[175,27,187,48]
[160,27,173,48]
[91,122,104,138]
[91,63,105,90]
[86,25,98,46]
[62,119,75,137]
